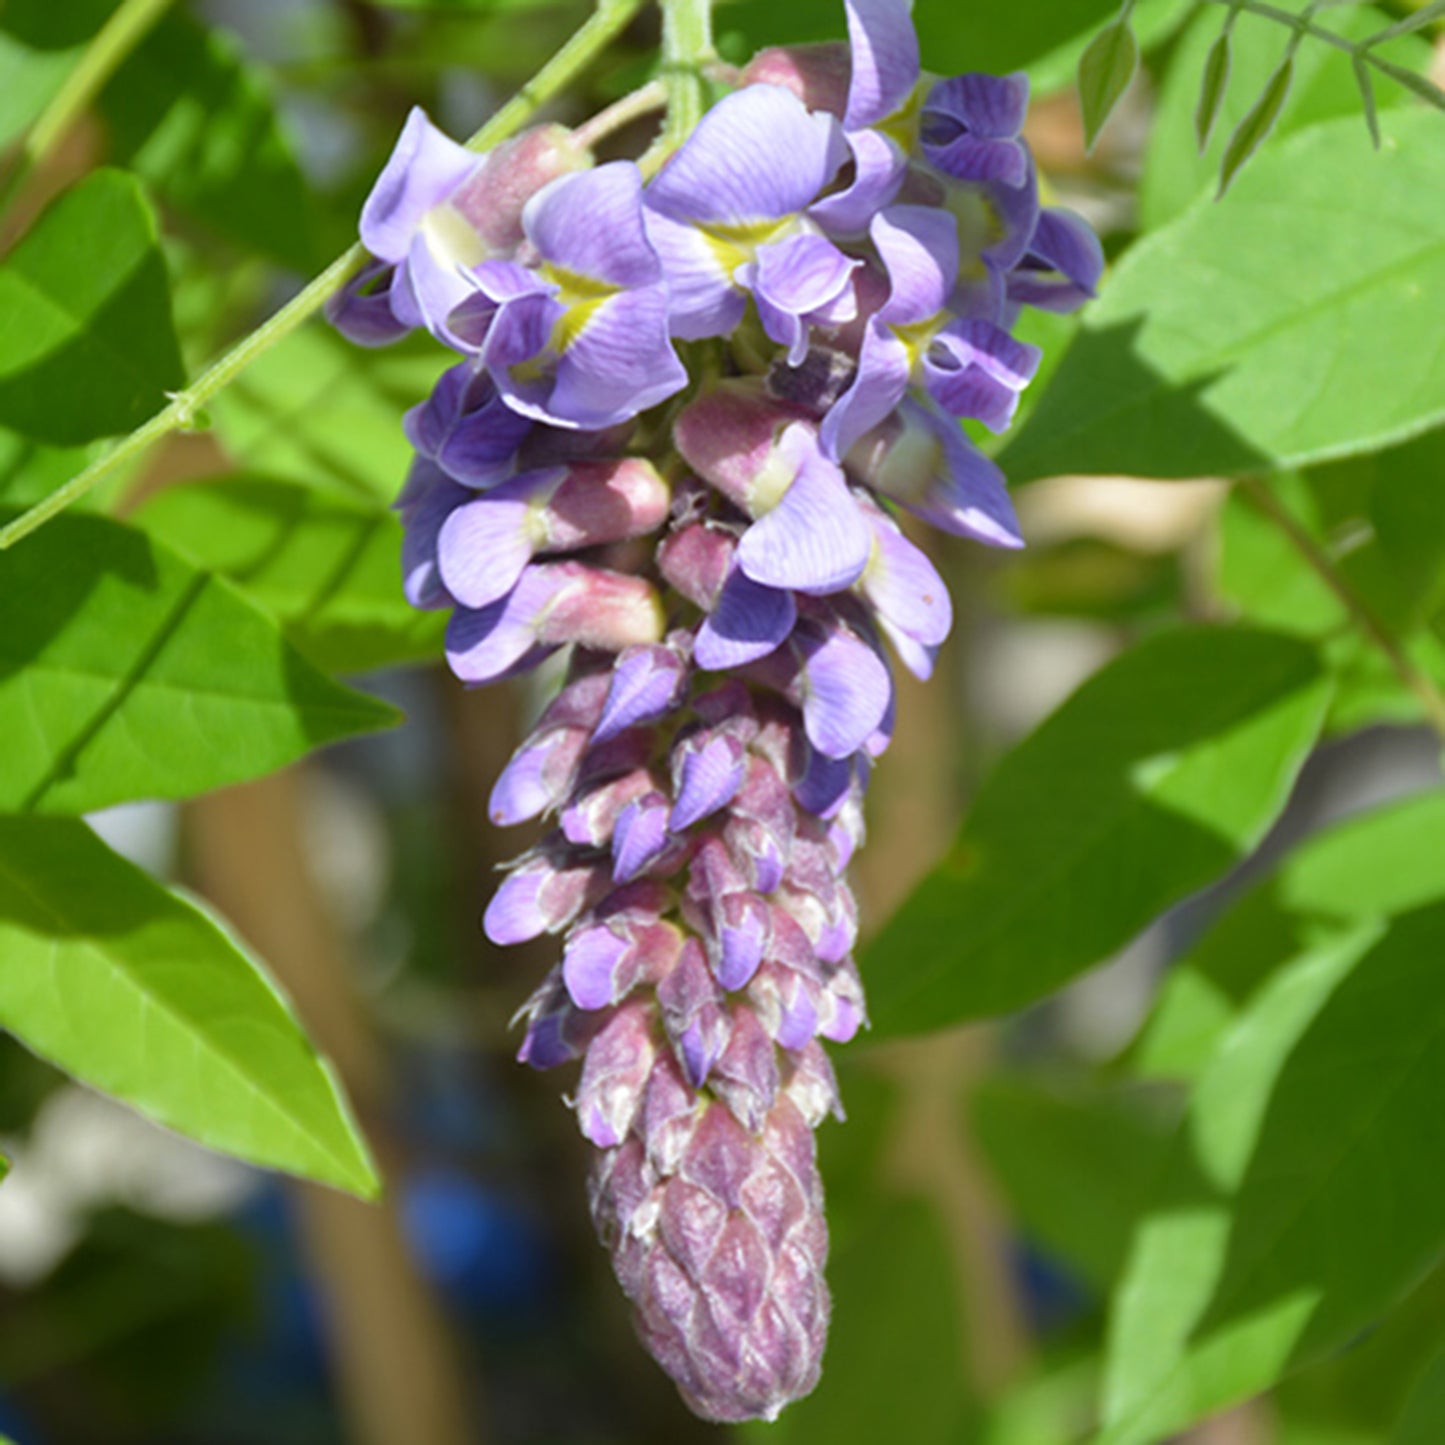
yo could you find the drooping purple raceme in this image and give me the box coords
[335,0,1099,1423]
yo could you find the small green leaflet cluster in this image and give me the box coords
[1078,0,1445,190]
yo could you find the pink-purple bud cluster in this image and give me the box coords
[332,0,1099,1421]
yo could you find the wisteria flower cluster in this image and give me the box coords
[332,0,1100,1421]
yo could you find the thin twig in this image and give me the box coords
[571,78,668,150]
[0,0,647,553]
[1242,475,1445,742]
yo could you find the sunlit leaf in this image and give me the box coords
[0,815,379,1198]
[1002,112,1445,484]
[1102,905,1445,1443]
[0,170,183,446]
[0,511,398,816]
[863,628,1331,1037]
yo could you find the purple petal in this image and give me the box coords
[795,624,893,759]
[982,147,1042,272]
[484,867,547,945]
[563,926,632,1010]
[923,318,1040,432]
[860,500,953,650]
[444,568,562,683]
[1008,206,1104,313]
[436,479,550,608]
[389,229,483,338]
[875,204,958,325]
[737,429,872,594]
[885,396,1024,548]
[489,726,585,826]
[670,733,747,831]
[714,893,770,991]
[525,162,661,289]
[794,747,854,819]
[359,107,479,263]
[925,132,1030,187]
[396,459,469,609]
[326,260,411,346]
[593,643,689,742]
[613,793,673,883]
[818,321,910,463]
[542,287,688,430]
[923,71,1029,142]
[642,207,747,341]
[843,0,920,131]
[647,84,846,226]
[809,126,906,237]
[448,260,559,362]
[695,569,797,670]
[404,361,532,487]
[746,234,859,366]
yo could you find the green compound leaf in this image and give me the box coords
[0,169,184,447]
[1078,14,1139,150]
[1143,4,1429,230]
[0,815,379,1199]
[1101,903,1445,1444]
[0,510,398,816]
[135,476,445,673]
[1000,110,1445,484]
[863,627,1331,1038]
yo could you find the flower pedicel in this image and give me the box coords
[332,0,1100,1421]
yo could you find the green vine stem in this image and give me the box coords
[644,0,717,174]
[1198,0,1445,113]
[1241,476,1445,744]
[0,0,177,219]
[0,0,648,554]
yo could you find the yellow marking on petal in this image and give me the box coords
[550,295,609,355]
[422,203,488,269]
[698,216,794,282]
[876,80,926,152]
[891,316,946,375]
[537,264,619,356]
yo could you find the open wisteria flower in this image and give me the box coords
[333,0,1100,1421]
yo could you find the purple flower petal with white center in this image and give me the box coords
[396,459,469,609]
[593,643,690,743]
[613,793,672,882]
[841,0,920,131]
[526,161,664,290]
[389,228,485,340]
[641,210,750,340]
[741,234,859,367]
[1007,206,1104,313]
[671,733,747,831]
[920,72,1030,186]
[436,469,560,609]
[359,107,479,263]
[922,318,1040,432]
[648,85,846,229]
[696,569,797,671]
[794,622,893,759]
[563,926,633,1010]
[737,428,872,594]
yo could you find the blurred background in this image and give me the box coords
[2,1,1444,1442]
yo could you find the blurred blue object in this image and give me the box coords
[0,1394,38,1445]
[1014,1239,1093,1336]
[401,1166,555,1323]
